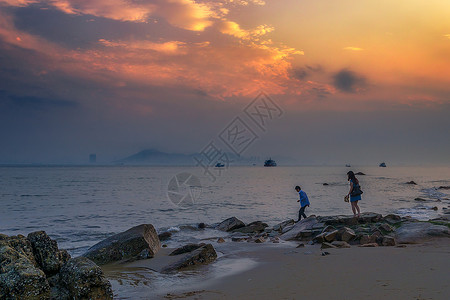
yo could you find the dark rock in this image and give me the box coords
[169,243,204,256]
[378,224,394,233]
[382,236,396,246]
[216,217,245,232]
[323,183,329,186]
[280,217,319,241]
[217,237,225,243]
[383,214,402,224]
[27,231,70,276]
[324,230,338,242]
[415,197,427,201]
[59,257,113,300]
[254,237,266,243]
[355,172,366,175]
[405,181,417,185]
[321,225,336,233]
[198,223,207,229]
[0,243,50,299]
[359,243,378,247]
[272,219,295,232]
[158,232,172,241]
[162,244,217,273]
[313,232,326,243]
[395,222,450,244]
[331,241,351,248]
[296,243,305,248]
[270,237,280,243]
[232,221,268,234]
[431,206,438,211]
[337,227,356,242]
[438,186,450,190]
[231,237,248,242]
[83,224,160,265]
[321,242,337,249]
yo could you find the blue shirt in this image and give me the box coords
[299,190,310,207]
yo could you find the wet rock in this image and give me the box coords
[358,213,383,224]
[431,206,438,211]
[405,181,417,185]
[280,217,319,241]
[321,242,337,249]
[272,219,295,232]
[322,225,337,233]
[355,172,366,175]
[0,244,50,299]
[83,224,161,265]
[360,235,377,245]
[337,227,356,242]
[198,223,207,229]
[162,244,217,273]
[231,236,248,242]
[331,241,351,248]
[169,243,204,256]
[296,243,305,248]
[324,230,338,242]
[395,222,450,244]
[323,183,329,186]
[59,257,113,300]
[378,223,394,233]
[359,243,379,247]
[27,231,70,276]
[232,221,268,234]
[438,186,450,190]
[158,232,172,241]
[313,232,326,243]
[383,214,402,225]
[216,217,245,232]
[270,237,280,243]
[254,237,266,243]
[217,237,225,243]
[382,236,396,246]
[415,197,427,201]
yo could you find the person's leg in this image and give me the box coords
[354,201,361,217]
[351,202,356,216]
[299,206,307,220]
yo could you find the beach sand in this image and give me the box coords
[160,239,450,300]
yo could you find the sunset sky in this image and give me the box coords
[0,0,449,164]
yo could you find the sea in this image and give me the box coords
[1,165,449,257]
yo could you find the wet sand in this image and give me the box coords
[160,239,450,300]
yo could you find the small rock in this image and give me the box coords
[217,237,225,243]
[270,237,280,243]
[337,227,356,242]
[158,231,172,241]
[162,244,217,273]
[232,221,268,234]
[169,244,204,256]
[162,244,168,248]
[405,181,417,185]
[331,241,351,248]
[296,243,305,248]
[321,242,337,249]
[322,225,337,233]
[324,230,338,242]
[378,223,394,232]
[382,236,396,246]
[415,197,427,201]
[323,183,329,186]
[216,217,245,232]
[254,237,266,243]
[321,251,330,256]
[431,206,438,211]
[355,172,366,175]
[198,223,207,229]
[438,186,450,190]
[231,237,248,242]
[359,243,379,247]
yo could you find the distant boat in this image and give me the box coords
[345,164,351,167]
[379,162,387,167]
[264,158,277,167]
[215,162,225,168]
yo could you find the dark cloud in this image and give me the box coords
[291,64,323,80]
[333,69,366,93]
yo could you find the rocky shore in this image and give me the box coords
[1,212,449,299]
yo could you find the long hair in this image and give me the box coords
[347,171,359,184]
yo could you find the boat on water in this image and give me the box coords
[379,162,387,167]
[345,164,351,167]
[215,162,225,168]
[264,158,277,167]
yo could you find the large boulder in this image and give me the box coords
[216,217,245,232]
[169,244,204,256]
[83,224,161,265]
[395,222,450,244]
[232,221,268,234]
[27,231,70,276]
[162,244,217,273]
[59,257,113,300]
[0,243,50,300]
[337,227,356,242]
[280,217,319,241]
[272,219,295,232]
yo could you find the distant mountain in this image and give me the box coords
[116,149,299,166]
[117,149,195,165]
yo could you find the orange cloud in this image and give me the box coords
[0,0,38,6]
[343,46,364,51]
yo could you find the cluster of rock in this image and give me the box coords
[0,231,112,300]
[212,212,449,248]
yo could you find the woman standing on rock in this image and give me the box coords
[347,171,362,218]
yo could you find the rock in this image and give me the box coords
[323,183,329,186]
[280,217,319,241]
[162,244,217,273]
[272,219,295,232]
[378,224,394,233]
[313,232,327,243]
[270,237,280,243]
[358,213,383,224]
[254,237,266,243]
[216,217,245,232]
[0,243,50,299]
[231,237,248,242]
[232,221,268,234]
[359,243,379,247]
[405,181,417,185]
[431,206,438,211]
[158,232,172,241]
[395,222,450,244]
[337,227,356,242]
[382,236,396,246]
[331,241,351,248]
[360,235,377,245]
[198,223,207,229]
[83,224,161,265]
[27,231,70,276]
[59,257,113,300]
[296,243,305,248]
[217,237,225,243]
[321,242,337,249]
[415,197,427,201]
[438,186,450,190]
[318,213,382,226]
[355,172,366,175]
[169,243,204,256]
[322,225,336,233]
[383,214,402,224]
[324,230,338,242]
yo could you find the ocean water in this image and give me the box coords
[0,165,449,256]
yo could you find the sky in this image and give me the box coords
[0,0,449,165]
